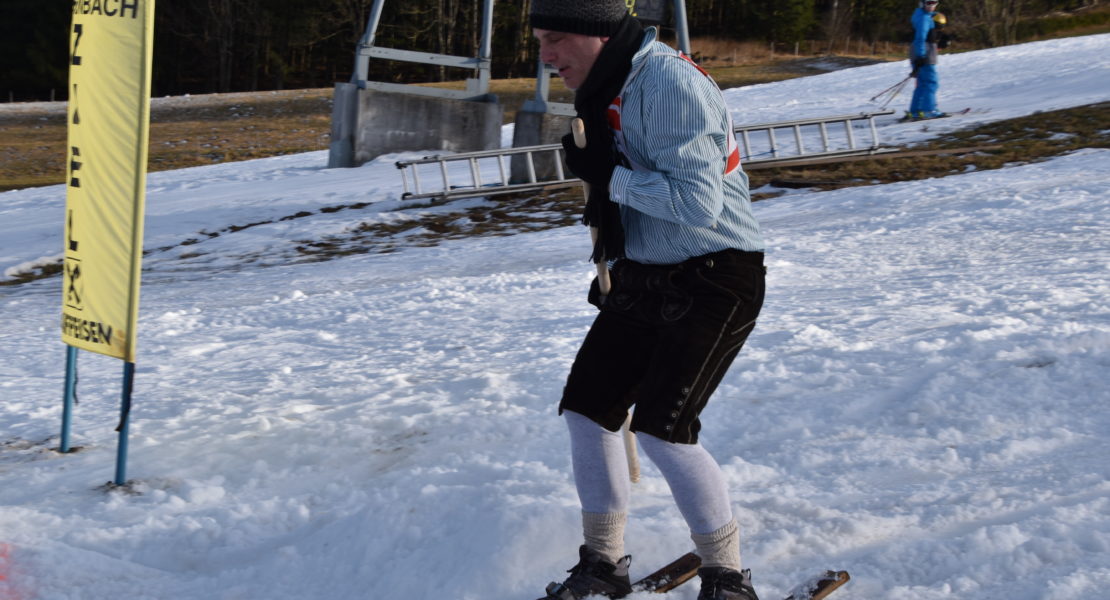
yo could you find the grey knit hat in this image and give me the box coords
[530,0,630,37]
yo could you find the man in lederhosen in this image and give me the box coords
[530,2,766,599]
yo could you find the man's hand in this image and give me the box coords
[910,56,927,77]
[561,133,617,189]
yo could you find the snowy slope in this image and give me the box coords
[1,35,1109,600]
[722,34,1110,145]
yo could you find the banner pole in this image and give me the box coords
[60,345,78,453]
[114,362,135,485]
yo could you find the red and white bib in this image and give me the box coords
[606,51,741,176]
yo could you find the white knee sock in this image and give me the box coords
[691,519,742,570]
[582,510,628,564]
[636,432,741,569]
[565,410,630,562]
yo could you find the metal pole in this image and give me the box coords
[60,345,78,453]
[475,0,495,94]
[353,0,388,84]
[364,0,386,48]
[673,0,692,55]
[479,0,494,64]
[114,362,135,485]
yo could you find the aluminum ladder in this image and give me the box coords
[395,110,896,201]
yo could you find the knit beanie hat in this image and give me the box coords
[530,0,630,37]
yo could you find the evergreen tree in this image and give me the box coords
[0,0,68,101]
[750,0,819,44]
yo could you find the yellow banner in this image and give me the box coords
[62,0,155,362]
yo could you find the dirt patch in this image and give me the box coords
[745,102,1110,193]
[0,89,335,192]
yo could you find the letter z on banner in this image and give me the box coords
[63,0,155,362]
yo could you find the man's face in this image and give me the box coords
[924,1,938,12]
[534,28,608,90]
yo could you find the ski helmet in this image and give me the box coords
[933,12,947,26]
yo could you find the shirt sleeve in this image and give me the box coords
[608,57,731,229]
[911,11,934,58]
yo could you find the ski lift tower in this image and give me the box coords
[509,0,691,181]
[328,0,502,168]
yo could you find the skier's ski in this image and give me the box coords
[898,107,989,122]
[898,112,949,122]
[946,107,992,117]
[782,570,851,600]
[632,552,702,593]
[537,553,701,599]
[632,553,849,599]
[539,552,848,599]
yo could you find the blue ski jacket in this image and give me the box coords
[911,7,938,64]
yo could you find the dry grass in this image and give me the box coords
[1,112,67,191]
[0,89,334,193]
[146,93,334,168]
[0,58,825,193]
[689,37,905,65]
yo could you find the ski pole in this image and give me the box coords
[570,118,612,298]
[621,414,640,483]
[869,75,912,103]
[877,77,911,110]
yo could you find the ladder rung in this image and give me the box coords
[392,110,895,201]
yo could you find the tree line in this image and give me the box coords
[0,0,1103,102]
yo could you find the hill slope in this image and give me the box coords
[0,35,1108,600]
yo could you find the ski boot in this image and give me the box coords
[537,545,632,600]
[697,567,760,600]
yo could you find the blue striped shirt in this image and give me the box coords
[607,29,764,264]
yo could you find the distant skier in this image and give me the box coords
[529,0,765,599]
[908,0,949,120]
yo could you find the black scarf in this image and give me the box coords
[573,15,644,264]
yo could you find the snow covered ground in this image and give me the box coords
[1,34,1108,600]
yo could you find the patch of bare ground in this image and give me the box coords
[0,58,821,193]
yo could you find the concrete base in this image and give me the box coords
[510,109,573,183]
[327,82,359,168]
[351,89,502,166]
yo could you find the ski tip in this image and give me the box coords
[783,569,851,600]
[809,570,850,600]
